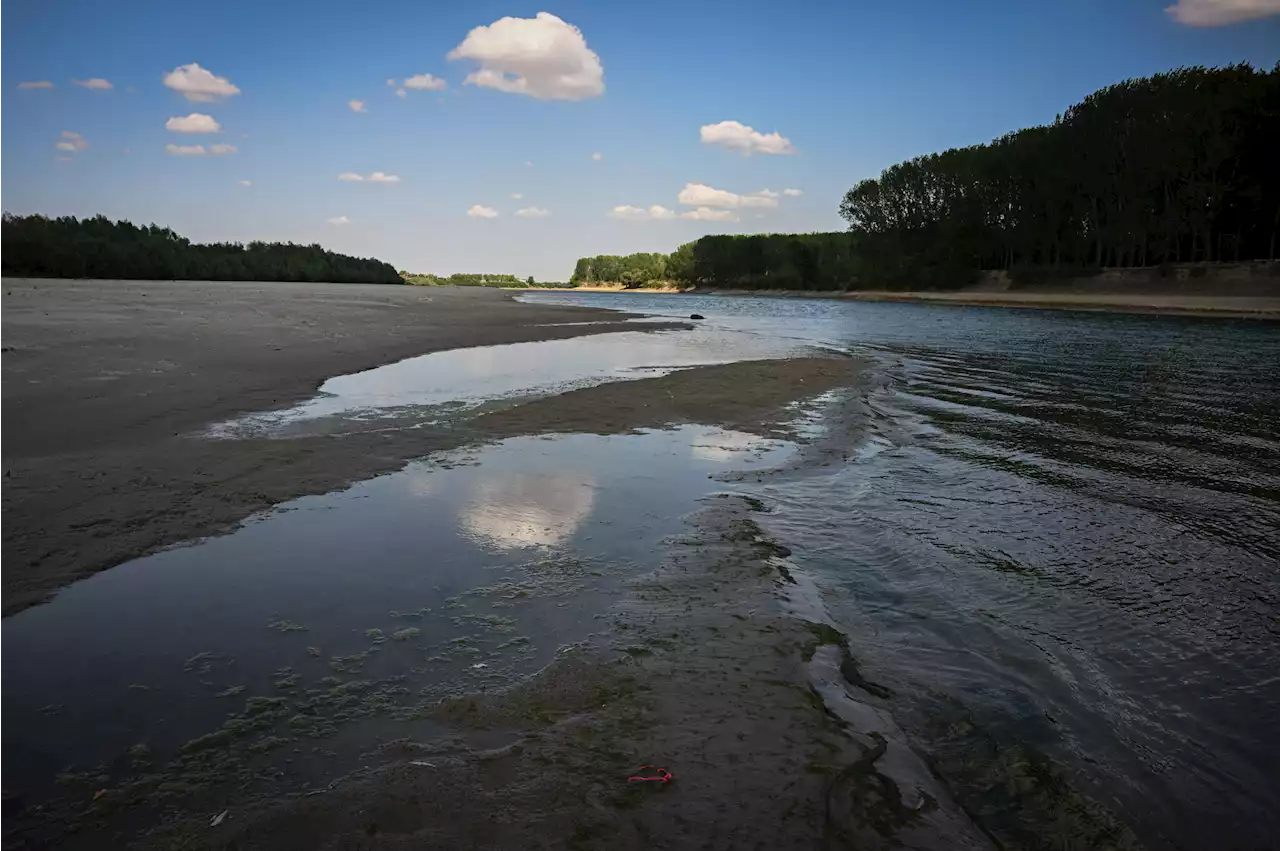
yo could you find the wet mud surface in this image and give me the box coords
[2,280,687,614]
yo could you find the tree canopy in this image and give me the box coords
[839,63,1279,288]
[400,272,565,288]
[570,253,671,287]
[1,214,402,284]
[570,63,1279,292]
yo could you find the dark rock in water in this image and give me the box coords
[689,314,705,320]
[0,788,24,819]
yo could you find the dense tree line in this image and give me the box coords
[675,234,859,290]
[571,64,1278,292]
[839,63,1279,289]
[400,272,565,287]
[571,253,672,287]
[2,214,402,284]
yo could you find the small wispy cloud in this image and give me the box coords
[337,172,400,183]
[591,152,602,161]
[467,205,499,218]
[210,143,236,155]
[166,144,207,156]
[608,205,676,221]
[348,99,367,113]
[238,180,253,187]
[327,215,350,226]
[402,73,447,91]
[680,207,738,222]
[515,206,551,218]
[56,131,89,152]
[165,113,221,133]
[510,192,523,199]
[699,120,795,156]
[1164,0,1280,25]
[73,78,113,90]
[783,188,804,197]
[163,63,241,102]
[677,182,778,210]
[18,80,55,89]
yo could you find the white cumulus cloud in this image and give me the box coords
[165,113,221,133]
[348,99,366,113]
[327,215,350,226]
[515,206,551,217]
[680,207,739,222]
[18,81,55,89]
[677,182,779,210]
[1165,0,1280,24]
[402,74,447,91]
[210,143,236,155]
[699,120,795,156]
[783,188,804,197]
[467,204,499,218]
[608,205,676,221]
[448,12,604,101]
[165,144,207,156]
[73,78,113,90]
[163,63,241,102]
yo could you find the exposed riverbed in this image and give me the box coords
[4,283,1277,850]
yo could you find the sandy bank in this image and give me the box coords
[1,279,686,615]
[535,284,685,293]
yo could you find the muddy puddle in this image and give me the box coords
[210,326,804,438]
[3,425,794,832]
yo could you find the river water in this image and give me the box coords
[520,291,1280,851]
[5,291,1278,850]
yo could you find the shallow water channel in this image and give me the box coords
[523,292,1280,851]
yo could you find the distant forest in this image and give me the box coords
[572,64,1279,292]
[401,272,564,288]
[1,214,402,284]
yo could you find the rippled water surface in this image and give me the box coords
[523,291,1280,850]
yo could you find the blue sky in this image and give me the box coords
[4,0,1278,280]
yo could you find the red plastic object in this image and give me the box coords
[627,766,672,784]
